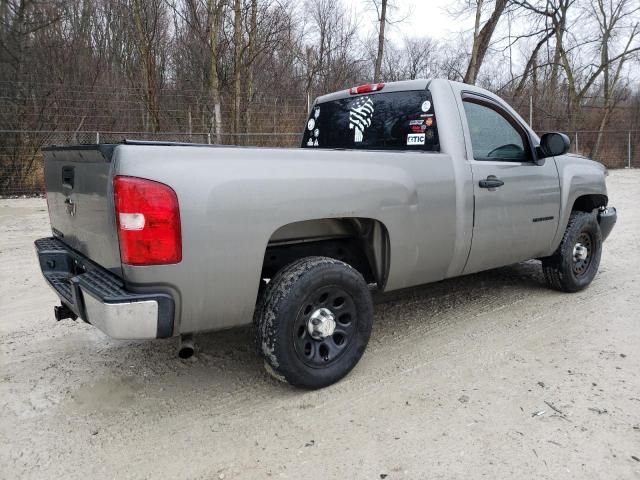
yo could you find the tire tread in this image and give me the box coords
[542,211,602,292]
[254,256,371,388]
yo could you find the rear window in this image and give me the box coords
[301,90,439,151]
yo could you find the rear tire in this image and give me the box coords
[255,256,373,389]
[542,211,602,292]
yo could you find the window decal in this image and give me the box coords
[349,96,374,142]
[407,133,426,145]
[301,90,439,151]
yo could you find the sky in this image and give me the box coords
[344,0,472,43]
[341,0,639,87]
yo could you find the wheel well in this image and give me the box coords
[261,218,390,288]
[572,194,607,212]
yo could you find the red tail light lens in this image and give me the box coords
[348,83,385,95]
[113,176,182,266]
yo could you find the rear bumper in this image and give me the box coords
[598,206,617,241]
[35,237,174,339]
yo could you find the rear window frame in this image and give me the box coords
[301,89,440,153]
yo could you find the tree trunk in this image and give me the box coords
[553,3,571,128]
[373,0,387,83]
[464,0,507,85]
[245,0,257,135]
[207,0,223,144]
[592,30,611,159]
[233,0,242,142]
[590,12,635,159]
[548,28,563,97]
[514,31,553,98]
[131,0,161,132]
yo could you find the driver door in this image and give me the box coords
[462,94,560,274]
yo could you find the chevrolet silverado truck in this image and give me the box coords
[36,79,617,389]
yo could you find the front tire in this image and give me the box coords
[255,256,373,389]
[542,211,602,292]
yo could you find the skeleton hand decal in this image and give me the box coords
[349,96,374,143]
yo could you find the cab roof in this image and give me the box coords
[314,79,432,105]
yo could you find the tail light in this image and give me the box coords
[348,83,385,95]
[113,176,182,265]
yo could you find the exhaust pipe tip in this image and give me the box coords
[178,345,194,359]
[178,334,195,359]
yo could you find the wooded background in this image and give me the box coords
[1,0,639,194]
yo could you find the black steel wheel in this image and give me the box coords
[255,256,373,389]
[292,286,358,368]
[543,211,603,292]
[572,232,593,277]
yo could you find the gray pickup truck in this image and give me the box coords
[36,79,616,389]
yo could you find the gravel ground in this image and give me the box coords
[1,170,639,480]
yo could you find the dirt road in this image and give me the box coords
[1,170,639,480]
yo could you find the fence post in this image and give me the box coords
[574,132,579,153]
[207,133,211,145]
[629,131,632,169]
[95,131,100,144]
[273,99,278,133]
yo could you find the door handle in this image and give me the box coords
[479,176,504,189]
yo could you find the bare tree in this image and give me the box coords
[372,0,387,82]
[0,0,64,193]
[131,0,168,132]
[381,37,441,81]
[403,37,440,80]
[1,0,640,195]
[300,0,362,99]
[555,0,639,131]
[588,0,640,156]
[232,0,242,138]
[208,0,224,142]
[510,0,575,127]
[464,0,509,84]
[245,0,257,133]
[170,0,225,141]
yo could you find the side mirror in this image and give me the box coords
[539,132,570,158]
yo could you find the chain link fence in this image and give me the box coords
[0,130,303,196]
[560,130,638,170]
[0,129,637,196]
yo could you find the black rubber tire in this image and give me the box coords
[542,211,603,292]
[254,256,373,389]
[252,278,269,353]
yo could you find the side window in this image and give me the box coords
[463,99,531,162]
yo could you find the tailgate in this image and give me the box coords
[43,145,122,275]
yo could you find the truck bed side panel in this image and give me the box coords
[114,145,458,334]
